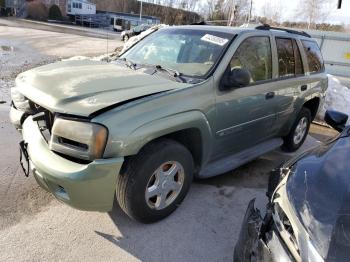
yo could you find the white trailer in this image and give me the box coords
[307,30,350,77]
[66,0,96,16]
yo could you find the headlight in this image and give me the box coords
[11,87,31,111]
[49,118,108,161]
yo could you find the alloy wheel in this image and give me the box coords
[293,117,308,145]
[145,161,185,210]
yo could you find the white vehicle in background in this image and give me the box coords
[112,17,123,31]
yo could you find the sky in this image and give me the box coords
[252,0,350,24]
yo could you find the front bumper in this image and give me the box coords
[234,199,293,262]
[20,115,124,212]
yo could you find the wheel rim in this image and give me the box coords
[145,161,185,210]
[293,117,308,145]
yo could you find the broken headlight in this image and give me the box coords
[49,118,108,161]
[11,87,31,111]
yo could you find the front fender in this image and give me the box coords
[122,110,213,165]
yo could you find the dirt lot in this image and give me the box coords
[0,20,338,262]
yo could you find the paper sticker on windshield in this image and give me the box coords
[201,34,229,46]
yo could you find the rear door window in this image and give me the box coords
[230,36,272,84]
[276,38,295,78]
[301,40,324,73]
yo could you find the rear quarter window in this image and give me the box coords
[301,40,324,73]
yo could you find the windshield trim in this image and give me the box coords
[121,28,237,81]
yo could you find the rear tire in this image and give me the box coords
[282,108,311,152]
[116,139,194,223]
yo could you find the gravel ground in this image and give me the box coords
[0,21,337,262]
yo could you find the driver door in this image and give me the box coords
[213,36,278,158]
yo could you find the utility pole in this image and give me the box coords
[337,0,342,9]
[140,0,143,22]
[247,0,253,23]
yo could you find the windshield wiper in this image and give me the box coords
[154,65,186,83]
[117,57,136,70]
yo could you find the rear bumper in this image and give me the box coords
[22,116,124,212]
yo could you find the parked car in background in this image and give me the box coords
[119,24,167,55]
[234,110,350,261]
[10,25,327,223]
[121,24,152,42]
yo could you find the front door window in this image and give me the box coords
[230,36,272,84]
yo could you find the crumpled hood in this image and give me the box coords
[16,60,188,117]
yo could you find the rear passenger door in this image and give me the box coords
[273,37,306,132]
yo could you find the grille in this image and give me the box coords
[28,100,55,132]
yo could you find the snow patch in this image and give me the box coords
[317,75,350,124]
[62,55,108,62]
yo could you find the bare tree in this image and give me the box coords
[205,0,218,20]
[295,0,334,29]
[186,0,199,11]
[226,0,250,26]
[262,0,285,25]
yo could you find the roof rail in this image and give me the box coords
[255,24,311,38]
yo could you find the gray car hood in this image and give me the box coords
[16,60,189,117]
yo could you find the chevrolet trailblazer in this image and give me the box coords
[10,25,327,223]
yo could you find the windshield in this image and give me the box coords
[121,28,234,78]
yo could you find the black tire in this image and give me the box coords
[282,107,311,152]
[116,139,194,223]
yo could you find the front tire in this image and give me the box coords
[282,107,311,152]
[116,139,194,223]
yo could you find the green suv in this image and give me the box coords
[10,25,327,223]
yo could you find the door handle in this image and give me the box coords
[265,92,275,100]
[301,85,307,91]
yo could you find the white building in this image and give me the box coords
[66,0,95,15]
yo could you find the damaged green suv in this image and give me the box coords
[10,25,327,223]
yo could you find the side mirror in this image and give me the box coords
[222,68,251,90]
[324,110,348,132]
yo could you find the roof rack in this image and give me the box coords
[255,24,311,38]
